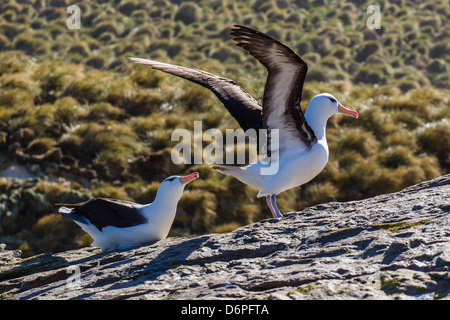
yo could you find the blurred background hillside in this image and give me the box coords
[0,0,448,257]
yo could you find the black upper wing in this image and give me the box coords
[58,198,147,231]
[128,57,263,133]
[230,25,317,153]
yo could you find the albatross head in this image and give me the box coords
[305,93,358,140]
[308,93,359,119]
[155,172,200,201]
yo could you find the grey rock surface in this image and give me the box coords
[1,175,449,300]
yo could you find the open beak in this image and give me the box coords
[338,103,359,119]
[179,172,199,185]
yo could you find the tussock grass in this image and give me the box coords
[418,120,450,170]
[89,102,125,120]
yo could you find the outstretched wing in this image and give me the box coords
[230,25,317,153]
[128,57,263,134]
[57,198,147,231]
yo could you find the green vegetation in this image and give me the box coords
[380,276,402,293]
[0,0,448,256]
[372,218,433,233]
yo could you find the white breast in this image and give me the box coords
[257,140,329,197]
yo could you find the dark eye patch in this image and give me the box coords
[165,177,176,182]
[328,97,336,103]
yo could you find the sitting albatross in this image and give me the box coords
[129,25,358,219]
[57,172,199,251]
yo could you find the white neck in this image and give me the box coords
[154,186,183,209]
[305,106,330,141]
[142,186,184,224]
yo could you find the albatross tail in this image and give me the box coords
[211,164,265,192]
[210,164,243,176]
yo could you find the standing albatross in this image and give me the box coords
[129,25,358,219]
[57,172,199,251]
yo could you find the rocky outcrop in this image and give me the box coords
[1,175,450,300]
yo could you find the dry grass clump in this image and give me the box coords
[301,181,338,208]
[129,66,166,89]
[25,137,55,155]
[34,179,91,205]
[174,2,201,25]
[418,120,450,170]
[63,69,111,103]
[92,21,121,38]
[211,222,242,234]
[33,62,83,97]
[176,85,215,111]
[14,32,50,56]
[355,64,391,84]
[91,181,134,201]
[88,102,125,120]
[32,213,86,253]
[355,41,384,62]
[177,189,217,233]
[126,89,166,116]
[0,87,35,108]
[335,128,379,158]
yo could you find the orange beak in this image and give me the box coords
[338,103,359,119]
[179,172,199,184]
